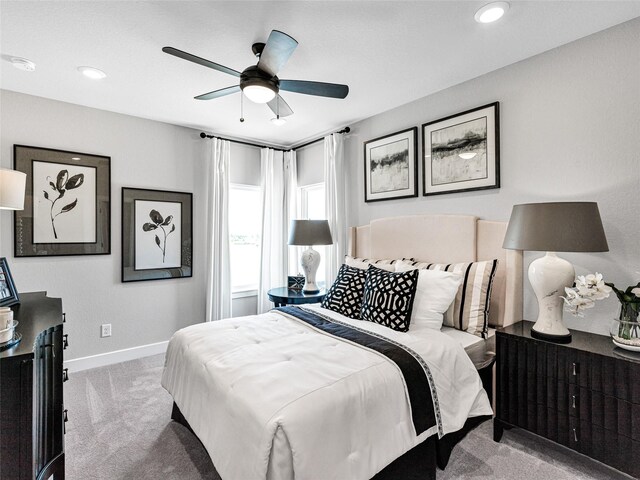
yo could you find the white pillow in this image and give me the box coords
[344,255,396,272]
[395,260,462,330]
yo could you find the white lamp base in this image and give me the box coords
[300,247,321,293]
[529,252,575,343]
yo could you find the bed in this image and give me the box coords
[162,214,523,480]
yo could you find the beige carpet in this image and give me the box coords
[64,354,629,480]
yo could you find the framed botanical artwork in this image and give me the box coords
[422,102,500,196]
[122,187,193,282]
[364,127,418,202]
[13,145,111,257]
[0,258,19,307]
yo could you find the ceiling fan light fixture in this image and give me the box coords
[243,84,276,104]
[271,116,286,126]
[475,2,509,23]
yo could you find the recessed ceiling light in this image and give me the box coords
[11,57,36,72]
[71,157,81,161]
[78,66,107,80]
[475,2,509,24]
[271,116,286,126]
[459,152,478,160]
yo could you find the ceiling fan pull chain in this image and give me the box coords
[240,93,245,123]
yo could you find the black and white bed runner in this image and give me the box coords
[275,306,442,437]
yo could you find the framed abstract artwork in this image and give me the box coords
[364,127,418,202]
[422,102,500,196]
[121,187,193,282]
[13,145,111,257]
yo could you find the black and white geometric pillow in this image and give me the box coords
[361,265,419,332]
[321,264,367,319]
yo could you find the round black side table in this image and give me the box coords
[267,287,326,308]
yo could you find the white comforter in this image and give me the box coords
[161,306,491,480]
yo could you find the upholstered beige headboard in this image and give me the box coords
[347,214,523,328]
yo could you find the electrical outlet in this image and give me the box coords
[101,324,111,338]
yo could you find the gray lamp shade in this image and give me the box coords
[288,220,333,246]
[503,202,608,252]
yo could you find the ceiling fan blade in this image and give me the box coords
[267,95,294,118]
[163,46,241,78]
[279,80,349,99]
[257,30,298,77]
[194,85,240,100]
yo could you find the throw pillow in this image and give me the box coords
[321,264,367,319]
[398,259,499,337]
[344,255,414,272]
[395,261,463,330]
[360,265,419,332]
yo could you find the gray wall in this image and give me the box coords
[297,141,324,187]
[0,90,208,360]
[344,19,640,335]
[0,92,264,354]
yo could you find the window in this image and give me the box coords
[293,183,326,285]
[229,184,261,294]
[300,183,326,221]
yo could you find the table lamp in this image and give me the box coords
[503,202,608,343]
[288,220,333,293]
[0,168,27,210]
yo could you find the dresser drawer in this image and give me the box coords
[554,383,580,417]
[588,355,640,402]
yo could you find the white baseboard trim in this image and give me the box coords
[64,340,169,372]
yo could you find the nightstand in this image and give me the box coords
[494,320,640,478]
[267,287,326,308]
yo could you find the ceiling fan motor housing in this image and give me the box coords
[240,65,279,95]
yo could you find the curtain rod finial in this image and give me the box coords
[200,132,207,139]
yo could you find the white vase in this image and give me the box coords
[300,246,321,293]
[529,252,575,341]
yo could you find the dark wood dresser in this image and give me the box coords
[495,320,640,478]
[0,292,66,480]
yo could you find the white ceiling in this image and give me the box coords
[2,1,639,148]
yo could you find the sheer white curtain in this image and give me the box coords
[284,150,299,276]
[258,148,287,314]
[205,138,232,322]
[324,133,346,285]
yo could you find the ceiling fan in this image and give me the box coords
[163,30,349,122]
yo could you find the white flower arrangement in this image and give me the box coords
[562,273,612,316]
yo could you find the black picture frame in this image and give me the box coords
[122,187,193,283]
[0,258,20,307]
[287,275,305,291]
[422,102,500,196]
[13,145,111,257]
[364,127,418,202]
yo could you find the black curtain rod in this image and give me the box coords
[199,132,280,150]
[199,126,350,151]
[292,127,350,150]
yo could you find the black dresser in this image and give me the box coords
[0,292,66,480]
[495,320,640,478]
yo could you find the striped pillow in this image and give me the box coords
[345,256,414,272]
[405,259,499,338]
